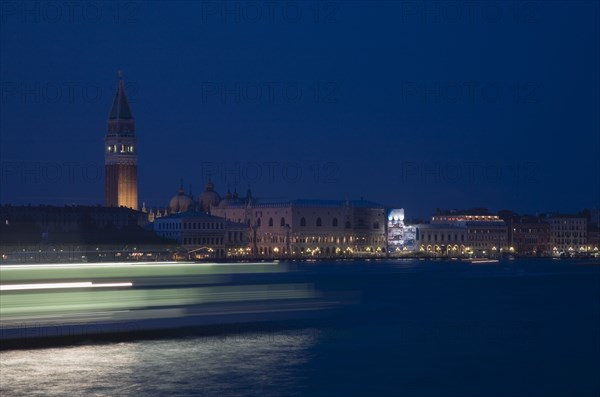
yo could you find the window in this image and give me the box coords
[345,221,351,229]
[316,217,322,227]
[373,222,379,229]
[300,217,306,227]
[269,218,273,227]
[280,217,285,227]
[257,218,261,227]
[332,218,338,227]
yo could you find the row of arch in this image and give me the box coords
[421,244,469,255]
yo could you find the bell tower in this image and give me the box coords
[104,71,138,210]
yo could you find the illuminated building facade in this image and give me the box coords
[211,196,387,257]
[415,223,469,257]
[416,209,508,257]
[105,72,138,210]
[387,209,417,254]
[546,214,588,255]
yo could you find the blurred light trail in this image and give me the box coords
[0,261,288,284]
[0,282,133,291]
[0,261,344,343]
[0,261,280,270]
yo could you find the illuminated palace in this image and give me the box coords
[210,189,387,257]
[104,72,138,210]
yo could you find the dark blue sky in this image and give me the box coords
[1,1,598,217]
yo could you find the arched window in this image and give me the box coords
[316,217,322,227]
[345,221,351,229]
[280,217,285,227]
[257,218,261,227]
[268,217,273,227]
[300,217,306,227]
[332,218,338,227]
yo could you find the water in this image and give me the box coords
[2,259,599,397]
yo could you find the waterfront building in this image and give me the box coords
[415,209,507,257]
[545,214,588,255]
[587,225,600,255]
[211,192,387,257]
[153,212,247,258]
[509,216,552,256]
[415,223,469,257]
[0,205,144,235]
[105,71,138,210]
[0,205,170,261]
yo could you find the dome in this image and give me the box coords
[169,186,194,213]
[199,180,220,212]
[219,198,233,208]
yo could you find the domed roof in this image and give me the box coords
[199,179,221,212]
[169,186,194,213]
[218,198,232,208]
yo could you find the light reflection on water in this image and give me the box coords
[0,330,318,397]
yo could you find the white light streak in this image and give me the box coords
[0,281,133,291]
[0,261,280,270]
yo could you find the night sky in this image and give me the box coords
[1,1,598,218]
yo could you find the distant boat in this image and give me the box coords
[468,258,499,264]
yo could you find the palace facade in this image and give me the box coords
[211,192,387,257]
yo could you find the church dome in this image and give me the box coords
[169,186,194,213]
[219,198,233,208]
[199,180,221,213]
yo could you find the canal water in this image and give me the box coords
[1,259,599,396]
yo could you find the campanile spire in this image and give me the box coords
[104,71,138,210]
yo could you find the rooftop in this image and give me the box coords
[217,198,384,209]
